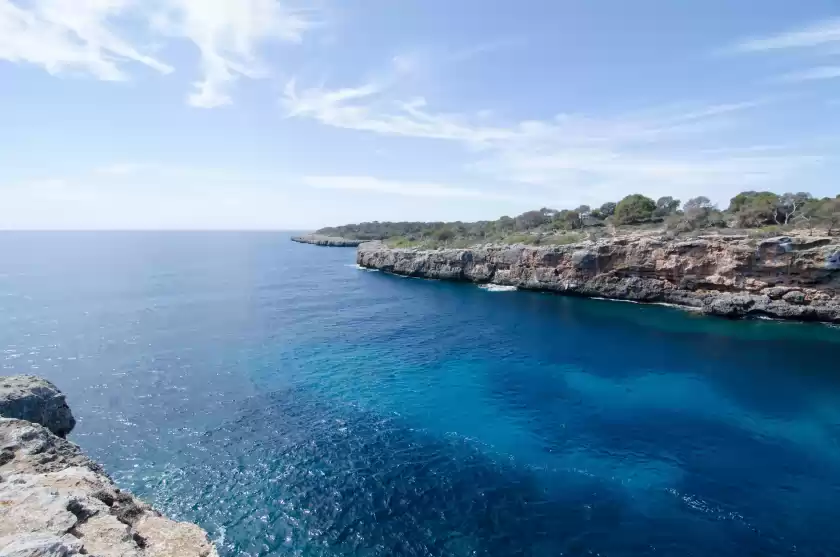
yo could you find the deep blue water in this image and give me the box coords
[2,232,840,556]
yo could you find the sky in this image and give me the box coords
[1,0,840,230]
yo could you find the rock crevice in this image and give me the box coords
[357,235,840,322]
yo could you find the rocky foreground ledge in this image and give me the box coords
[291,234,364,247]
[357,235,840,323]
[0,376,217,557]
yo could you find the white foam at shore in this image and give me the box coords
[591,296,702,313]
[479,284,518,292]
[346,264,379,272]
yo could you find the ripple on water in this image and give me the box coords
[3,233,840,557]
[134,389,800,557]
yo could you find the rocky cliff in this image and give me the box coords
[0,376,218,557]
[292,234,364,247]
[357,235,840,323]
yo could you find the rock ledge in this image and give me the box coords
[0,376,218,557]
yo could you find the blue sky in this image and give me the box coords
[1,0,839,229]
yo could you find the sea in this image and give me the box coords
[1,231,839,557]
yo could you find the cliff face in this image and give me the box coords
[0,376,218,557]
[357,235,840,322]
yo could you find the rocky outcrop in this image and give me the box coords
[357,235,840,323]
[0,376,75,437]
[292,234,364,247]
[0,376,217,557]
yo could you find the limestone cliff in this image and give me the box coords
[0,376,218,557]
[357,235,840,323]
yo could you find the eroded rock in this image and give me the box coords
[0,377,75,437]
[357,235,840,323]
[0,380,218,557]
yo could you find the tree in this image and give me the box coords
[776,192,812,225]
[727,191,779,218]
[614,194,656,225]
[497,216,515,232]
[515,210,548,230]
[557,210,582,230]
[728,191,778,213]
[675,197,714,230]
[599,202,616,217]
[665,196,725,233]
[654,196,681,217]
[574,205,591,216]
[731,192,780,227]
[683,196,714,213]
[434,228,455,242]
[815,198,840,235]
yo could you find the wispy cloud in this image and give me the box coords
[283,80,514,145]
[780,65,840,82]
[152,0,314,108]
[0,0,316,107]
[284,70,821,205]
[731,18,840,53]
[729,17,840,86]
[0,0,172,80]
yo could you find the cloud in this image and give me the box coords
[0,0,315,106]
[283,79,516,145]
[303,175,513,200]
[284,72,822,205]
[780,65,840,82]
[284,76,765,148]
[152,0,314,108]
[0,0,172,80]
[729,17,840,85]
[731,18,840,53]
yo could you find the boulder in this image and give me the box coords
[782,290,807,305]
[702,294,757,318]
[763,286,791,300]
[0,377,75,437]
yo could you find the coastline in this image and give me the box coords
[291,234,364,247]
[356,235,840,323]
[0,376,218,557]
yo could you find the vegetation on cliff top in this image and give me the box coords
[315,191,840,248]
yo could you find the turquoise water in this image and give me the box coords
[1,232,840,556]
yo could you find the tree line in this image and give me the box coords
[316,190,840,244]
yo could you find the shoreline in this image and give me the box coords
[291,234,364,247]
[356,235,840,324]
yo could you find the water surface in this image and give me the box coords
[1,232,838,556]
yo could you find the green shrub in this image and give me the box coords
[614,194,656,225]
[542,233,585,245]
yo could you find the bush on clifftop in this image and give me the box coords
[614,194,657,225]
